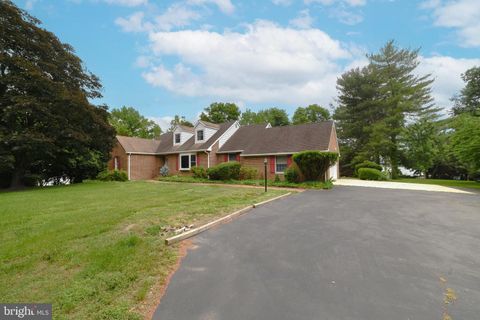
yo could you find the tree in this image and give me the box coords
[450,115,480,177]
[200,102,241,123]
[452,66,480,116]
[292,104,330,124]
[168,115,194,132]
[109,106,162,139]
[402,118,439,177]
[239,109,259,125]
[0,1,115,187]
[334,41,439,178]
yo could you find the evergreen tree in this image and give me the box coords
[334,41,439,178]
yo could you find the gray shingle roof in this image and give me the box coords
[116,136,161,154]
[217,121,334,155]
[116,121,236,154]
[116,121,334,155]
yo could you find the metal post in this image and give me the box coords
[264,157,268,192]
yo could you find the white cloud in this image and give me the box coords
[142,21,354,106]
[422,0,480,47]
[272,0,292,6]
[305,0,366,6]
[154,3,201,31]
[329,7,363,25]
[417,56,480,111]
[289,10,314,29]
[103,0,147,6]
[115,11,149,32]
[187,0,235,14]
[149,116,174,131]
[306,0,365,25]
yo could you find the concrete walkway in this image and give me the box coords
[335,178,473,194]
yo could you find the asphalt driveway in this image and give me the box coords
[153,187,480,320]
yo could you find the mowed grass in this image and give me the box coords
[395,178,480,190]
[0,181,287,319]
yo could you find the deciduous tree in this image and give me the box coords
[292,104,330,124]
[200,102,241,123]
[109,106,162,139]
[0,1,115,187]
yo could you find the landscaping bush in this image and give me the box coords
[292,151,339,181]
[284,166,300,183]
[97,170,128,181]
[21,173,42,187]
[159,165,169,177]
[239,166,258,180]
[354,160,382,175]
[191,166,207,179]
[207,162,241,180]
[358,168,386,181]
[274,174,281,182]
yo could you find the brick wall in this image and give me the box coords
[108,142,128,171]
[241,156,283,180]
[129,154,164,180]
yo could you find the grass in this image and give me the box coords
[158,175,333,189]
[394,178,480,190]
[0,180,287,319]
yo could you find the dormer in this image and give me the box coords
[194,120,220,144]
[173,125,194,146]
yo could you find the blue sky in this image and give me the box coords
[15,0,480,129]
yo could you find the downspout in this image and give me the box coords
[128,153,131,180]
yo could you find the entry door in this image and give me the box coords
[329,163,338,180]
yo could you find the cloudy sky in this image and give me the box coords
[16,0,480,130]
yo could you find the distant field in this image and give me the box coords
[0,181,287,319]
[395,178,480,190]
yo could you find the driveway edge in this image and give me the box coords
[165,192,292,245]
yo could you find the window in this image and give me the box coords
[197,130,204,141]
[228,153,237,162]
[179,154,196,170]
[275,156,288,173]
[175,133,181,144]
[190,154,196,167]
[114,156,119,170]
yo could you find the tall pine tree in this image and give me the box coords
[334,41,440,177]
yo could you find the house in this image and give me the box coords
[108,120,339,180]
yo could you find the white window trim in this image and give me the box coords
[179,153,196,171]
[275,155,288,174]
[174,133,181,145]
[196,129,204,142]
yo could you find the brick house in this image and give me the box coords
[108,120,339,180]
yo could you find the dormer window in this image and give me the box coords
[197,130,204,141]
[175,133,181,144]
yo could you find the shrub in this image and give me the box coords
[358,168,386,181]
[191,166,207,179]
[207,162,241,180]
[239,166,258,180]
[274,174,281,182]
[159,165,169,177]
[284,166,300,183]
[354,161,382,175]
[21,173,42,187]
[97,170,128,181]
[292,151,339,181]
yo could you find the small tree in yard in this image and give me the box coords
[292,151,339,182]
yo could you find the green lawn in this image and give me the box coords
[395,178,480,190]
[0,181,287,320]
